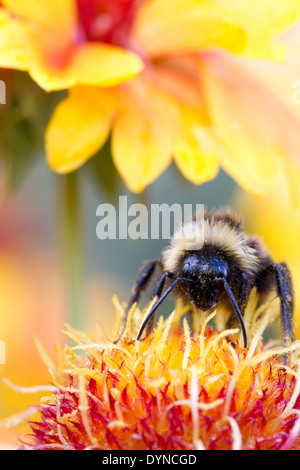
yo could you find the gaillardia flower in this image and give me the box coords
[18,291,300,450]
[1,1,300,194]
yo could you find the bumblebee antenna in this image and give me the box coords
[137,277,193,341]
[216,278,248,348]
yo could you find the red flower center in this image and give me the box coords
[76,0,140,47]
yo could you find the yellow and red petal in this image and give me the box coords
[29,42,144,92]
[148,67,220,185]
[46,86,118,173]
[0,1,143,91]
[2,0,76,63]
[112,78,177,193]
[132,0,247,58]
[199,51,300,196]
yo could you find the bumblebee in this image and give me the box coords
[118,208,294,354]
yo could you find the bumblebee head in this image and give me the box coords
[181,253,229,283]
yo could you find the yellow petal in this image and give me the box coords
[0,0,76,82]
[133,0,247,57]
[214,0,300,60]
[234,26,300,204]
[174,106,219,185]
[46,87,117,173]
[112,78,177,193]
[199,52,300,196]
[0,9,30,70]
[140,66,219,185]
[2,0,76,37]
[29,43,144,92]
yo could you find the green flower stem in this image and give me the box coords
[60,173,85,329]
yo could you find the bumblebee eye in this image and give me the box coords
[182,263,191,278]
[216,265,228,279]
[181,255,199,279]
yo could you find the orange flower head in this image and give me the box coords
[18,291,300,450]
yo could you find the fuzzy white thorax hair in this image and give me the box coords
[162,215,260,274]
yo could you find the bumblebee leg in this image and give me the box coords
[152,271,174,299]
[274,263,294,348]
[224,272,250,343]
[259,262,294,363]
[114,258,160,342]
[238,272,250,313]
[221,278,248,348]
[137,275,193,341]
[137,271,174,340]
